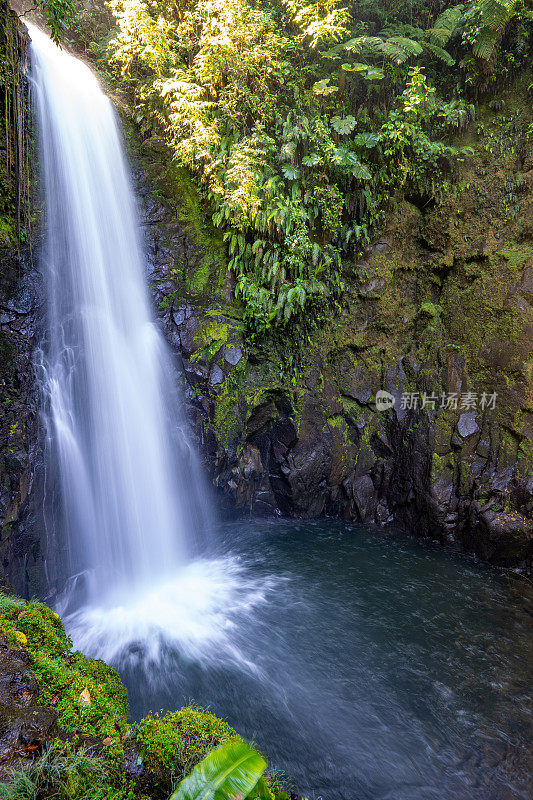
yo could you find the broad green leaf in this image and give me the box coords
[282,166,300,180]
[353,132,380,148]
[364,68,384,80]
[341,62,368,72]
[352,163,372,180]
[312,78,338,95]
[302,154,322,166]
[331,115,357,135]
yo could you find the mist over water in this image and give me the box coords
[28,28,531,800]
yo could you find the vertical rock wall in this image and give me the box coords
[0,2,42,594]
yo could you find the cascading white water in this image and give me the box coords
[27,23,272,674]
[28,24,210,608]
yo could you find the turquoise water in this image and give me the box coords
[117,520,532,800]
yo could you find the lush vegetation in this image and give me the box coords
[137,707,238,783]
[169,739,268,800]
[0,595,294,800]
[104,0,531,336]
[24,1,76,42]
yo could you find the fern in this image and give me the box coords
[385,36,425,57]
[332,25,455,68]
[474,0,519,60]
[427,4,465,46]
[380,24,425,41]
[423,41,455,66]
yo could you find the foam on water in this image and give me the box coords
[63,556,280,677]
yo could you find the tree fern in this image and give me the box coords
[474,0,519,60]
[329,25,455,68]
[426,4,465,47]
[385,36,425,58]
[423,41,455,66]
[380,24,425,41]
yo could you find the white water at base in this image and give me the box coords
[28,24,216,631]
[65,557,281,679]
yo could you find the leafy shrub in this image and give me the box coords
[100,0,530,337]
[137,706,238,783]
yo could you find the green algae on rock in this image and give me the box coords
[0,594,128,741]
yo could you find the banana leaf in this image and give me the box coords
[169,739,267,800]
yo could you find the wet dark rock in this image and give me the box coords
[457,412,480,438]
[0,636,58,776]
[0,254,43,594]
[208,364,224,388]
[223,345,243,366]
[466,508,533,566]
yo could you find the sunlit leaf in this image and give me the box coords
[312,78,338,95]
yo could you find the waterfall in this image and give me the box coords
[28,24,210,610]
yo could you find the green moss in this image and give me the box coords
[0,595,128,740]
[459,459,472,494]
[192,320,230,361]
[158,163,227,298]
[137,706,239,783]
[499,242,533,270]
[431,452,446,484]
[0,216,15,246]
[420,301,442,318]
[212,391,241,447]
[434,412,456,455]
[517,438,533,479]
[189,260,211,293]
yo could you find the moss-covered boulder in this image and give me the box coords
[0,594,127,752]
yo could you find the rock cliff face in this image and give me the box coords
[133,74,532,569]
[0,7,531,587]
[0,3,43,595]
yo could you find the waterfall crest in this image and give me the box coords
[28,24,210,607]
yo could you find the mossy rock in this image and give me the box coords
[0,595,128,741]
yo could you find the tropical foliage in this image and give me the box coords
[32,0,77,42]
[169,739,268,800]
[106,0,531,335]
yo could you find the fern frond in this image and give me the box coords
[427,4,464,46]
[380,24,424,40]
[341,36,384,55]
[386,36,424,57]
[473,0,518,60]
[423,41,455,66]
